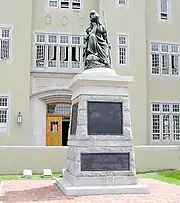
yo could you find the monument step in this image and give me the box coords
[56,178,149,196]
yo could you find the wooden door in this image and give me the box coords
[46,116,62,146]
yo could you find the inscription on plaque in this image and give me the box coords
[87,101,123,135]
[81,153,130,171]
[70,103,78,135]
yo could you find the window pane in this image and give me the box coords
[36,45,46,67]
[2,29,10,38]
[60,46,68,68]
[152,103,160,112]
[119,0,127,5]
[0,97,8,107]
[72,0,81,9]
[162,104,170,112]
[161,44,169,52]
[36,34,45,43]
[151,43,159,52]
[60,0,69,8]
[72,36,80,45]
[173,115,180,141]
[162,115,170,140]
[151,54,160,74]
[48,45,57,67]
[0,110,7,123]
[152,114,160,140]
[119,36,127,45]
[119,47,127,65]
[48,35,57,44]
[173,104,180,113]
[60,35,69,44]
[1,40,10,59]
[49,0,58,8]
[171,55,179,76]
[47,103,71,115]
[161,54,169,75]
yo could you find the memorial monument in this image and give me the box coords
[56,10,148,196]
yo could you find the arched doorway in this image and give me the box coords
[46,102,71,146]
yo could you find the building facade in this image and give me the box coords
[0,0,179,146]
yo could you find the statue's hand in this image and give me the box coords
[108,42,111,49]
[84,36,88,41]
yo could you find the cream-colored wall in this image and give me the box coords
[0,0,32,145]
[99,0,148,145]
[0,146,179,174]
[146,0,180,42]
[146,0,180,144]
[32,0,98,33]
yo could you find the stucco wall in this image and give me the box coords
[0,146,179,174]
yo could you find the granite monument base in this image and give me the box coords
[56,68,149,196]
[56,178,148,196]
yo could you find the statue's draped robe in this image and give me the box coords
[85,22,109,64]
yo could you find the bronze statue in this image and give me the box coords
[83,10,111,70]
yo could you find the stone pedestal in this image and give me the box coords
[56,68,148,196]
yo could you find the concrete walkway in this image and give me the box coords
[0,179,180,203]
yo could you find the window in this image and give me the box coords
[47,103,71,115]
[0,27,11,60]
[0,96,9,134]
[48,0,58,8]
[150,42,180,76]
[151,102,180,142]
[118,0,128,6]
[118,35,128,66]
[60,0,70,8]
[35,33,84,70]
[48,0,81,10]
[72,0,81,9]
[160,0,169,20]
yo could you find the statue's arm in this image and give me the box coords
[102,28,111,49]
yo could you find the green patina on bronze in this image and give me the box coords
[83,10,112,70]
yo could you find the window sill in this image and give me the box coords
[30,67,83,74]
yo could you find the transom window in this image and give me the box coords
[47,103,71,115]
[48,0,81,10]
[151,102,180,142]
[160,0,169,20]
[118,0,128,6]
[0,27,11,60]
[0,96,9,134]
[118,35,128,66]
[150,42,180,76]
[35,33,84,70]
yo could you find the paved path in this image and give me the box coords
[0,179,179,203]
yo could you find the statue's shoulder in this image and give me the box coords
[99,23,106,32]
[86,23,92,33]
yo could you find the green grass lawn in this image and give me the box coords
[0,173,62,181]
[137,169,180,185]
[0,170,180,186]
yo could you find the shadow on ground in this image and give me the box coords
[0,183,74,202]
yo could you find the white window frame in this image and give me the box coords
[47,0,82,10]
[0,94,10,136]
[117,0,128,7]
[150,41,180,76]
[0,26,12,61]
[151,102,180,144]
[34,32,84,73]
[48,0,58,8]
[159,0,170,21]
[117,34,129,67]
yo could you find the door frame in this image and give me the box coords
[46,102,71,146]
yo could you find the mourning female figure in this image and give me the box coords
[83,10,111,69]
